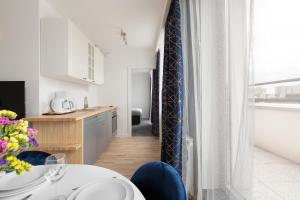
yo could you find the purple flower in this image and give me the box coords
[0,159,7,165]
[21,143,30,152]
[21,146,28,152]
[29,137,39,147]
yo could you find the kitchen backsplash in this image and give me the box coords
[39,76,102,114]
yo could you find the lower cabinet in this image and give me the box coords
[27,107,117,164]
[97,112,108,157]
[107,111,113,143]
[84,112,110,165]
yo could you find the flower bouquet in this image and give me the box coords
[0,110,39,175]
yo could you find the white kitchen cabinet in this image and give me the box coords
[94,48,104,85]
[41,19,104,85]
[69,22,89,80]
[88,43,95,82]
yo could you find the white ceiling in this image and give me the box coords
[46,0,169,51]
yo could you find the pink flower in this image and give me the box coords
[0,140,7,154]
[0,117,10,125]
[0,117,19,125]
[27,128,38,136]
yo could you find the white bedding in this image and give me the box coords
[132,108,142,115]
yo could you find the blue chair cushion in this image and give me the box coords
[131,161,187,200]
[17,151,51,166]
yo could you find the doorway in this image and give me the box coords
[127,67,153,137]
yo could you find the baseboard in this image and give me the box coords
[115,133,131,137]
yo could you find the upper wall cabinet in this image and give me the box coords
[41,19,104,85]
[94,47,104,85]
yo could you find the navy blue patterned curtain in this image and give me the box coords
[151,50,160,136]
[161,0,184,175]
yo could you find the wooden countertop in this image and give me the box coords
[26,106,117,122]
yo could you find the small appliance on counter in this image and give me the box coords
[48,91,77,114]
[84,96,89,109]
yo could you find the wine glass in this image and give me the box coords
[44,153,67,200]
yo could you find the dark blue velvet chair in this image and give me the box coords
[17,151,51,166]
[131,161,187,200]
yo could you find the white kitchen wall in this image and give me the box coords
[39,0,61,18]
[99,49,155,136]
[39,0,103,114]
[0,0,40,116]
[131,71,151,119]
[39,76,102,113]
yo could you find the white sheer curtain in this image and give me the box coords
[181,0,254,199]
[180,0,202,199]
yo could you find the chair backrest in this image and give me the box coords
[131,161,187,200]
[17,151,51,166]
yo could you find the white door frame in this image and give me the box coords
[127,66,154,136]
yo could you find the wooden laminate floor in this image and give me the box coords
[94,136,161,178]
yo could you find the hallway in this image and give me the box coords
[95,136,161,178]
[132,120,152,136]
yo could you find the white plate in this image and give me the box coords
[117,179,135,200]
[68,178,134,200]
[0,166,45,192]
[0,180,47,198]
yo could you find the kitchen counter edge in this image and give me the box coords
[25,107,117,122]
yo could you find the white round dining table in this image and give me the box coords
[0,164,145,200]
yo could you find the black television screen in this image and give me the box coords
[0,81,25,119]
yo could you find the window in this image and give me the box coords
[253,0,300,103]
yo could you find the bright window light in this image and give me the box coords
[253,0,300,84]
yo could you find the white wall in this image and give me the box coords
[0,0,40,116]
[131,71,151,119]
[156,29,165,139]
[99,49,155,136]
[39,0,61,19]
[255,104,300,164]
[39,76,102,113]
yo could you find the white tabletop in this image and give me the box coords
[0,164,145,200]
